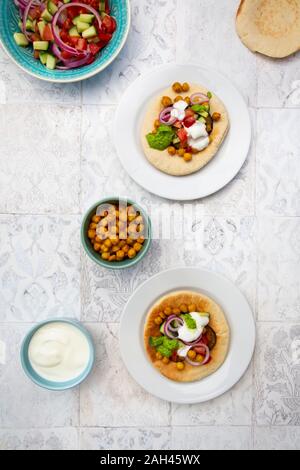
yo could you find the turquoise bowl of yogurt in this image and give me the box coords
[20,318,95,391]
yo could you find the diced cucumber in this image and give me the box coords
[47,1,58,15]
[41,9,53,22]
[46,54,56,70]
[72,15,81,26]
[69,26,80,37]
[18,20,22,30]
[76,21,90,33]
[172,137,180,145]
[79,14,95,23]
[198,117,206,123]
[63,0,71,3]
[160,322,165,334]
[82,25,97,39]
[37,20,46,37]
[33,41,49,51]
[25,19,34,32]
[13,32,29,47]
[99,0,106,12]
[39,52,48,65]
[200,111,209,118]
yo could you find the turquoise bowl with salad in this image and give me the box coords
[0,0,130,82]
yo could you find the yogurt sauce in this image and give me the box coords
[28,322,90,382]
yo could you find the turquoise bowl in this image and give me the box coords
[20,318,95,390]
[81,197,152,270]
[0,0,130,82]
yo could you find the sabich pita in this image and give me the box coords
[236,0,300,58]
[141,84,229,177]
[144,291,230,383]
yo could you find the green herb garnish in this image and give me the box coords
[181,313,197,329]
[207,91,212,99]
[149,336,179,357]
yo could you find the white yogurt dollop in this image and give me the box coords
[28,322,90,382]
[177,312,209,343]
[184,121,210,152]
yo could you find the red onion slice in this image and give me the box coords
[56,53,93,69]
[163,314,183,339]
[23,0,39,42]
[190,93,209,105]
[159,106,177,126]
[185,345,210,366]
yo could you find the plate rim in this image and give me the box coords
[119,266,256,404]
[114,63,252,200]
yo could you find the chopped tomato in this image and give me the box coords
[42,24,54,41]
[102,15,116,34]
[185,145,193,152]
[67,6,81,19]
[33,50,40,59]
[62,18,73,31]
[173,120,182,129]
[31,33,41,42]
[183,116,196,128]
[171,351,178,362]
[177,128,188,143]
[76,38,88,51]
[185,108,195,118]
[61,50,74,60]
[81,0,100,9]
[29,6,40,20]
[69,36,79,46]
[60,30,69,43]
[194,344,207,355]
[199,335,209,346]
[98,32,112,43]
[105,0,110,14]
[89,43,102,55]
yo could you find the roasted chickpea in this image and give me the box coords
[187,350,196,360]
[168,146,176,156]
[123,244,130,254]
[162,356,170,365]
[92,215,101,223]
[126,237,134,246]
[182,82,190,92]
[183,152,192,162]
[118,240,126,248]
[137,236,145,244]
[93,242,101,252]
[180,304,188,313]
[196,354,204,363]
[128,248,137,259]
[154,119,160,129]
[101,245,109,253]
[109,255,116,261]
[111,236,119,246]
[156,351,163,360]
[88,229,96,239]
[89,222,98,230]
[161,96,173,107]
[133,242,143,252]
[212,112,221,122]
[164,307,172,316]
[116,249,125,260]
[177,148,185,157]
[154,317,163,325]
[188,304,196,312]
[184,96,191,105]
[104,239,112,249]
[176,362,185,370]
[101,252,110,260]
[172,307,181,315]
[172,82,183,93]
[174,95,184,103]
[159,312,166,320]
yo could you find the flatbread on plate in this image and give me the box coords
[141,84,229,177]
[144,290,230,383]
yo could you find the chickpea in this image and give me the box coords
[156,351,163,360]
[174,95,184,102]
[94,235,102,243]
[172,307,181,315]
[168,146,176,156]
[116,250,125,260]
[119,240,126,248]
[133,242,143,252]
[101,245,109,253]
[104,239,112,249]
[159,313,166,321]
[101,252,110,260]
[164,307,172,316]
[92,215,101,223]
[111,245,119,253]
[182,82,190,92]
[162,356,170,365]
[154,317,163,325]
[188,304,196,312]
[123,244,130,254]
[154,119,160,129]
[212,112,221,122]
[184,96,191,105]
[196,354,204,363]
[180,304,188,313]
[126,237,134,246]
[172,82,183,93]
[177,148,185,157]
[176,362,185,371]
[89,222,98,230]
[128,248,137,259]
[88,229,96,239]
[187,350,196,360]
[111,236,119,245]
[137,236,145,244]
[183,152,192,162]
[161,96,173,107]
[93,242,101,252]
[109,255,116,261]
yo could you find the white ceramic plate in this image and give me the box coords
[114,64,251,201]
[119,267,255,404]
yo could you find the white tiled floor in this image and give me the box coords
[0,0,300,450]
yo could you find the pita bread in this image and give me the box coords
[236,0,300,58]
[141,84,229,176]
[144,291,230,383]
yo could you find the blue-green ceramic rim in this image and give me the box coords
[0,0,130,83]
[20,318,95,390]
[81,197,152,270]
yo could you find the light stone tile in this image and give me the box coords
[172,366,252,426]
[257,54,300,108]
[0,428,78,450]
[0,46,81,106]
[256,109,300,216]
[80,323,170,426]
[0,105,81,214]
[0,324,79,428]
[254,323,300,426]
[254,426,300,450]
[82,0,176,105]
[80,427,171,450]
[0,215,80,322]
[258,217,300,321]
[177,0,257,107]
[171,426,251,450]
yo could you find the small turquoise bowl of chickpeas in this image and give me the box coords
[81,197,152,269]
